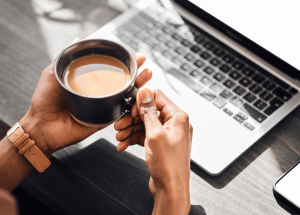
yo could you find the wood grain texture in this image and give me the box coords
[0,0,300,214]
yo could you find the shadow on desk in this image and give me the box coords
[22,139,206,215]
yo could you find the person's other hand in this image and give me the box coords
[20,38,152,155]
[115,89,192,214]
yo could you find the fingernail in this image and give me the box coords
[136,53,144,57]
[140,89,152,104]
[72,37,80,43]
[116,141,123,151]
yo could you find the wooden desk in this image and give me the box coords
[1,0,300,214]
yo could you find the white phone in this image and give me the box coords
[273,161,300,213]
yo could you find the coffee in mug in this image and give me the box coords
[63,55,130,96]
[54,39,139,127]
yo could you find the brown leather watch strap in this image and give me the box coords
[7,123,51,172]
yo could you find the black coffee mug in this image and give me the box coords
[54,39,138,127]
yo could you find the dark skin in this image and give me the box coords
[0,39,192,215]
[0,38,152,191]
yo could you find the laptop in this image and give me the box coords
[87,0,300,175]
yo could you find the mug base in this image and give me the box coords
[70,113,119,128]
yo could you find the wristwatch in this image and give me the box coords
[7,122,51,172]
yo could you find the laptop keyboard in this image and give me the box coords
[113,3,298,130]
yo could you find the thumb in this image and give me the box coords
[137,88,163,135]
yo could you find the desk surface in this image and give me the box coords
[1,0,300,214]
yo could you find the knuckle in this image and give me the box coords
[147,130,164,142]
[178,111,189,124]
[141,106,157,116]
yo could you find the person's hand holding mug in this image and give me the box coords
[0,38,152,191]
[19,39,152,156]
[115,89,193,215]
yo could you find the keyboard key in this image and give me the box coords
[220,90,232,99]
[244,122,255,130]
[242,67,255,77]
[210,58,220,66]
[213,47,224,56]
[153,44,165,53]
[200,52,211,60]
[201,90,216,101]
[223,54,234,63]
[289,87,298,95]
[213,97,227,108]
[263,81,276,91]
[237,112,248,120]
[233,86,246,96]
[175,47,186,55]
[156,35,168,43]
[232,61,245,70]
[219,64,231,73]
[185,54,195,61]
[181,63,191,72]
[243,93,256,103]
[171,57,183,67]
[201,76,213,86]
[230,96,243,107]
[223,108,233,116]
[210,83,223,93]
[144,38,157,47]
[172,32,183,41]
[233,115,244,123]
[153,58,203,92]
[264,97,284,115]
[191,45,201,53]
[162,50,174,60]
[239,77,252,87]
[259,69,290,89]
[213,73,225,82]
[240,103,267,123]
[223,79,235,89]
[273,87,292,101]
[249,84,262,94]
[204,66,215,75]
[259,91,273,102]
[194,60,204,68]
[195,35,204,43]
[229,71,241,80]
[162,26,173,34]
[252,74,265,84]
[203,42,214,50]
[190,70,202,79]
[254,100,268,110]
[135,32,147,40]
[166,41,177,49]
[181,39,191,46]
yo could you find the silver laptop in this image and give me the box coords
[87,0,300,175]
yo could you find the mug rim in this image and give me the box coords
[54,38,138,99]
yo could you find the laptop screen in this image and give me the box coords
[187,0,300,72]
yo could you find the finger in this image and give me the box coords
[152,89,181,124]
[114,113,142,131]
[189,123,193,155]
[116,132,145,151]
[134,68,152,89]
[116,123,144,141]
[137,88,163,135]
[131,90,155,117]
[131,102,138,118]
[135,53,146,68]
[72,37,81,44]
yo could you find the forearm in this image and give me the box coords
[152,188,190,215]
[0,136,33,191]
